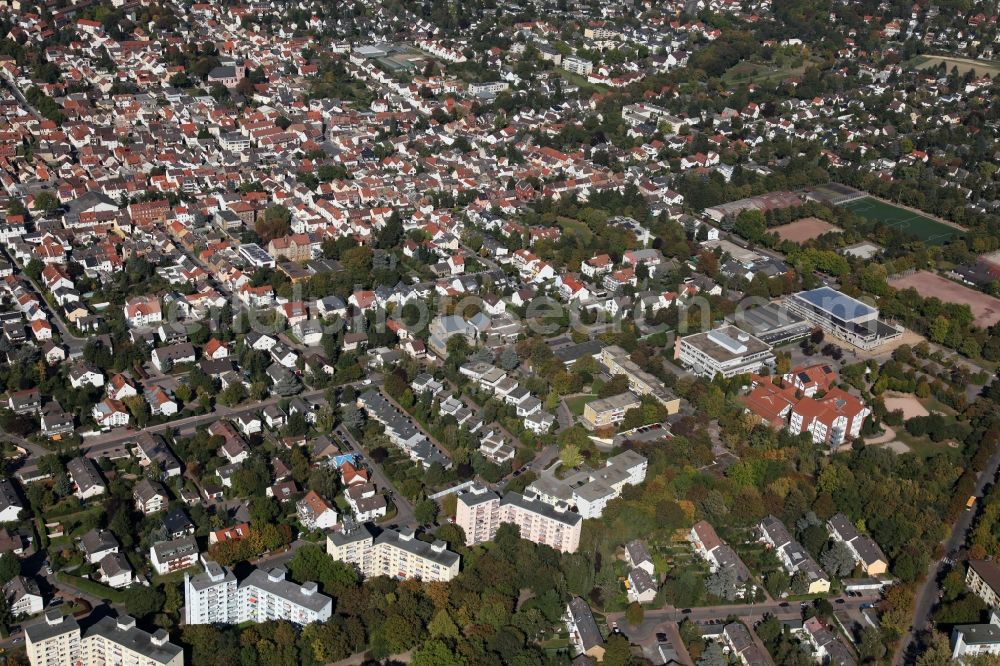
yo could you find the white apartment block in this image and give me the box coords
[563,56,594,75]
[675,326,774,379]
[327,524,460,582]
[525,450,648,519]
[185,561,332,626]
[456,485,583,553]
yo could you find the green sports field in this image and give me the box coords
[841,197,963,245]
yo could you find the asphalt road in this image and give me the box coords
[892,439,1000,664]
[604,595,879,633]
[79,386,335,457]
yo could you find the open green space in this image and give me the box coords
[56,573,126,603]
[907,54,1000,77]
[564,394,597,416]
[556,216,595,243]
[841,197,963,245]
[721,58,813,86]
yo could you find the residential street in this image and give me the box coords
[892,438,1000,664]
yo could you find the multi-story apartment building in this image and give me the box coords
[80,616,183,666]
[185,561,331,626]
[599,346,681,412]
[562,55,594,76]
[150,536,198,575]
[26,611,81,666]
[524,450,648,520]
[675,326,774,379]
[327,523,460,582]
[967,560,1000,608]
[455,485,584,553]
[184,560,239,625]
[788,388,871,447]
[26,611,183,666]
[582,391,641,429]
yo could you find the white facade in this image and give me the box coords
[185,562,332,627]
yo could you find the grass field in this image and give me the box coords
[564,394,597,416]
[841,197,963,245]
[908,54,1000,78]
[556,216,594,243]
[722,59,810,86]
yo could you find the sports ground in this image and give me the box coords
[889,270,1000,328]
[841,197,963,245]
[771,217,842,244]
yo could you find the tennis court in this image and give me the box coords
[841,197,963,245]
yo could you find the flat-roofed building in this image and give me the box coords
[785,287,903,350]
[81,615,183,666]
[675,325,774,379]
[582,391,641,429]
[25,611,80,666]
[599,346,681,412]
[185,561,331,626]
[327,523,460,582]
[455,484,583,553]
[525,450,647,519]
[952,610,1000,659]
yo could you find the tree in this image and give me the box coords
[124,585,165,620]
[560,443,583,468]
[255,205,291,243]
[820,541,856,577]
[603,634,633,666]
[415,499,439,525]
[411,640,466,666]
[624,601,644,626]
[0,552,20,584]
[499,346,520,370]
[33,191,60,216]
[705,565,740,601]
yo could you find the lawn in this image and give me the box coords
[56,572,126,603]
[564,394,597,416]
[841,197,963,245]
[907,54,1000,78]
[722,59,810,86]
[556,216,594,243]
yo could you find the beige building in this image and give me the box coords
[599,345,681,413]
[456,485,583,553]
[582,391,641,429]
[327,524,460,582]
[967,560,1000,607]
[26,611,80,666]
[26,611,183,666]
